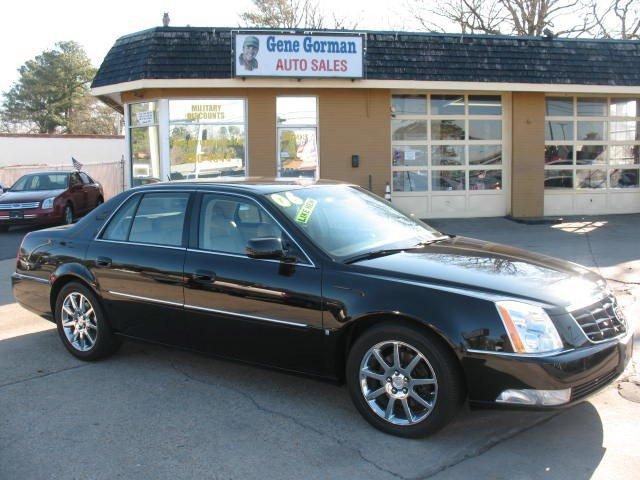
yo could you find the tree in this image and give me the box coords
[410,0,591,36]
[240,0,358,29]
[588,0,640,39]
[1,41,122,134]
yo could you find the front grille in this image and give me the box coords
[0,202,40,210]
[570,296,627,342]
[571,369,618,401]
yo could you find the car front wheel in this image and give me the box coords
[55,282,122,360]
[346,322,464,438]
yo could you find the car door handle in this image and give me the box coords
[96,256,112,267]
[192,270,216,283]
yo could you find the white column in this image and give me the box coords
[158,99,171,181]
[123,103,132,190]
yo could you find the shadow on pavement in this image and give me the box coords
[0,327,607,480]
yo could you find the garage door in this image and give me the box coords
[390,93,509,219]
[544,96,640,215]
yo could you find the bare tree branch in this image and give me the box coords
[240,0,358,29]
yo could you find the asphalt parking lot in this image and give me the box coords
[1,216,639,479]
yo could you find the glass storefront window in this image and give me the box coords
[577,121,605,141]
[468,95,502,115]
[545,170,573,189]
[546,97,573,117]
[168,99,247,179]
[468,120,502,140]
[393,171,428,192]
[546,121,573,141]
[469,145,502,166]
[610,145,639,165]
[392,120,427,141]
[610,121,639,141]
[609,169,639,188]
[278,128,318,178]
[276,97,317,126]
[432,145,465,166]
[577,97,607,117]
[545,145,573,165]
[392,95,427,115]
[431,95,464,115]
[432,170,465,191]
[576,169,606,189]
[392,146,428,167]
[545,96,640,192]
[469,170,502,190]
[576,145,606,165]
[610,98,639,117]
[431,120,465,140]
[277,97,318,178]
[129,102,160,186]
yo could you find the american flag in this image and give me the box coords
[72,157,83,171]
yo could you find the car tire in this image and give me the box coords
[54,282,122,361]
[96,197,104,208]
[346,322,465,438]
[63,204,73,225]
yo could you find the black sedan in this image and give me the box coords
[12,179,633,437]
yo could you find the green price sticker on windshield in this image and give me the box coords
[295,198,317,224]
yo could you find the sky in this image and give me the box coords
[1,0,614,94]
[0,0,412,94]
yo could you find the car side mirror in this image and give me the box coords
[246,237,284,260]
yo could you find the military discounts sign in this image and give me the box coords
[234,33,364,78]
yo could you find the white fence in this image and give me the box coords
[0,161,125,199]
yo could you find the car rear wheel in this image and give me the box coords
[346,322,464,438]
[55,282,122,360]
[63,204,73,225]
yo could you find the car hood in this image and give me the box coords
[0,189,66,203]
[352,236,606,310]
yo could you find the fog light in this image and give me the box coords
[496,388,571,406]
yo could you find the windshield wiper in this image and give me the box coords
[343,235,452,264]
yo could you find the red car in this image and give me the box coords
[0,171,104,232]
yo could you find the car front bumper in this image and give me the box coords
[0,209,63,227]
[464,329,634,409]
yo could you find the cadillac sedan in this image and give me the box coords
[11,179,633,437]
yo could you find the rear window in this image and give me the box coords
[101,193,189,247]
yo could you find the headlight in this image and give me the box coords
[496,301,563,354]
[42,197,56,209]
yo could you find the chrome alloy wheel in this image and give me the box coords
[61,292,98,352]
[359,340,437,426]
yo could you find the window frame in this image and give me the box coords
[545,95,640,191]
[390,93,505,195]
[276,96,319,180]
[96,190,193,250]
[127,100,161,185]
[188,191,316,267]
[167,97,248,180]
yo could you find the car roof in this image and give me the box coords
[137,177,353,195]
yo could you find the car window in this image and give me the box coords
[79,172,92,184]
[101,196,140,241]
[198,194,305,261]
[69,173,82,187]
[127,193,189,247]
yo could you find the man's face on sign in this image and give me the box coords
[243,44,258,61]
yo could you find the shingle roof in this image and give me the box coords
[92,27,640,88]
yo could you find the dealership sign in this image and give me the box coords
[234,33,363,78]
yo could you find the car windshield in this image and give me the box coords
[267,185,441,260]
[10,173,69,192]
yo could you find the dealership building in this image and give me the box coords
[92,27,640,218]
